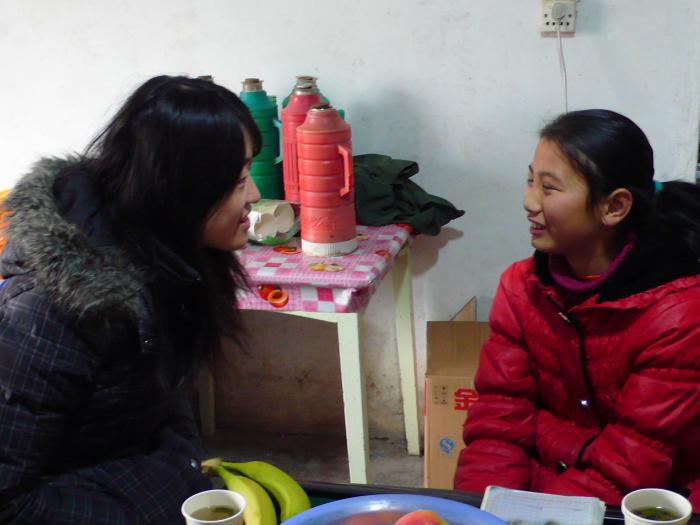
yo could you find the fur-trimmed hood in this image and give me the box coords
[1,157,150,320]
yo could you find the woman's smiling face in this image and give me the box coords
[202,134,260,251]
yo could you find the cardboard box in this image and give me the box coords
[423,297,490,489]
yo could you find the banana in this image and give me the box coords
[214,465,277,525]
[201,457,223,475]
[222,461,311,521]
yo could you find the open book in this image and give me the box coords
[480,486,606,525]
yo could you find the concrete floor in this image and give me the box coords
[202,429,424,487]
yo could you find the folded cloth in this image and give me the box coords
[353,154,465,235]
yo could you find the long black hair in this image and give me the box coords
[84,75,261,375]
[540,109,700,257]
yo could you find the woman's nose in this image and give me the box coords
[247,177,261,204]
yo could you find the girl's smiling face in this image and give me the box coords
[524,139,611,271]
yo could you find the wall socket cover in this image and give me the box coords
[541,0,576,33]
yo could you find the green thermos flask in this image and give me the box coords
[240,78,283,199]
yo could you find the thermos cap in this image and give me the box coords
[293,84,318,96]
[310,103,334,112]
[242,78,264,92]
[295,75,317,86]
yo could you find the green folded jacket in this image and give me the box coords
[353,154,465,236]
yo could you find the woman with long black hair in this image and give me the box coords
[0,75,261,524]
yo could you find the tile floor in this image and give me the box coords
[202,429,424,487]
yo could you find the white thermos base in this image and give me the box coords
[302,237,358,257]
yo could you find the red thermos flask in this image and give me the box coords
[296,104,357,256]
[280,85,321,204]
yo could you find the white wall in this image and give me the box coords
[2,0,699,440]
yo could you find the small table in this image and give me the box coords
[198,224,420,484]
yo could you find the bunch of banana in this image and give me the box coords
[202,458,311,525]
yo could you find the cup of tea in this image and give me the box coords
[621,488,692,525]
[181,489,246,524]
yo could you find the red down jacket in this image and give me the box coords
[454,247,700,508]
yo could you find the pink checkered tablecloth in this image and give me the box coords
[236,224,413,313]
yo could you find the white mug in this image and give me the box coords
[621,488,692,525]
[181,489,246,525]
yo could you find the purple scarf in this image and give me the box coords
[548,237,636,293]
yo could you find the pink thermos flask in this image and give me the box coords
[296,104,357,256]
[280,85,321,204]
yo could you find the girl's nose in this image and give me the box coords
[523,185,542,214]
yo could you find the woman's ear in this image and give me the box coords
[600,188,633,227]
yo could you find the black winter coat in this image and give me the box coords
[0,158,212,524]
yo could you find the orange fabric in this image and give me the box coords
[0,189,9,255]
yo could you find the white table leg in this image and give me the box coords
[336,312,372,484]
[392,248,421,456]
[198,366,216,437]
[287,311,371,484]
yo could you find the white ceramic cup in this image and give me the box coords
[621,488,692,525]
[181,489,246,525]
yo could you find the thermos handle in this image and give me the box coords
[273,118,283,164]
[338,144,352,198]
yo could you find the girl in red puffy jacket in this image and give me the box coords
[454,109,700,508]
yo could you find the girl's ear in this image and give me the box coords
[600,188,633,227]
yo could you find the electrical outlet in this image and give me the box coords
[541,0,576,33]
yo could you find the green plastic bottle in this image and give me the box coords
[240,78,283,199]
